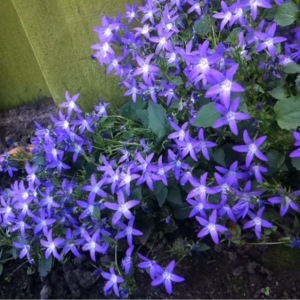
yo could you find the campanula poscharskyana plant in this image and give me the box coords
[0,0,300,297]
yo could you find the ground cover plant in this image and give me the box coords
[1,0,300,298]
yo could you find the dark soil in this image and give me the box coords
[0,99,300,299]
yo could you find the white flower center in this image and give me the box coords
[226,111,235,122]
[254,217,261,226]
[142,64,149,73]
[222,79,232,91]
[207,223,216,233]
[249,143,257,153]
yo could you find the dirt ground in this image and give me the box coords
[0,99,300,299]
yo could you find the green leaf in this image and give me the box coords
[154,182,168,207]
[274,2,298,27]
[196,243,211,252]
[192,102,221,128]
[225,27,242,44]
[136,215,155,245]
[167,186,183,207]
[38,256,53,279]
[171,76,184,86]
[274,97,300,130]
[291,157,300,171]
[266,149,285,169]
[136,109,149,127]
[0,264,3,276]
[193,16,211,37]
[130,186,142,200]
[92,206,101,219]
[148,101,170,140]
[212,148,226,167]
[173,205,191,220]
[284,63,300,74]
[296,75,300,94]
[120,97,146,121]
[268,86,287,100]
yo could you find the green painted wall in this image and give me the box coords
[0,0,50,110]
[0,0,141,112]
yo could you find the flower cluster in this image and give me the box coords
[0,0,300,297]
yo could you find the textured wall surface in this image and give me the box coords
[0,0,141,111]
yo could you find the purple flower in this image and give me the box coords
[243,207,273,238]
[60,91,82,117]
[121,245,134,275]
[62,228,83,258]
[104,190,140,225]
[82,174,107,202]
[196,128,217,160]
[133,54,159,85]
[175,132,200,161]
[187,0,202,15]
[214,172,235,201]
[151,260,185,295]
[101,267,124,297]
[25,162,40,187]
[290,131,300,158]
[9,215,31,238]
[82,229,108,261]
[149,24,172,54]
[137,253,163,280]
[168,121,189,141]
[256,23,287,57]
[39,188,60,215]
[152,155,173,186]
[218,198,237,223]
[29,209,56,235]
[233,130,268,167]
[123,3,139,24]
[115,216,143,246]
[241,163,268,183]
[213,1,234,31]
[215,161,249,188]
[72,114,95,134]
[94,99,109,118]
[196,210,228,244]
[213,97,251,135]
[119,166,140,195]
[268,189,300,216]
[40,229,65,260]
[14,242,33,263]
[184,40,221,86]
[233,181,263,219]
[187,172,220,202]
[187,196,218,218]
[241,0,272,20]
[205,64,244,109]
[123,79,141,102]
[140,3,160,25]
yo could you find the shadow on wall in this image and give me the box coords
[0,0,142,112]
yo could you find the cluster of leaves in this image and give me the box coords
[0,0,300,297]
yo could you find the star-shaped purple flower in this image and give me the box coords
[196,210,228,244]
[256,23,287,57]
[104,190,140,225]
[243,207,273,239]
[101,267,124,297]
[233,130,268,167]
[213,97,251,135]
[151,260,185,295]
[205,64,244,109]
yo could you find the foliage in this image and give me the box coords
[1,0,300,297]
